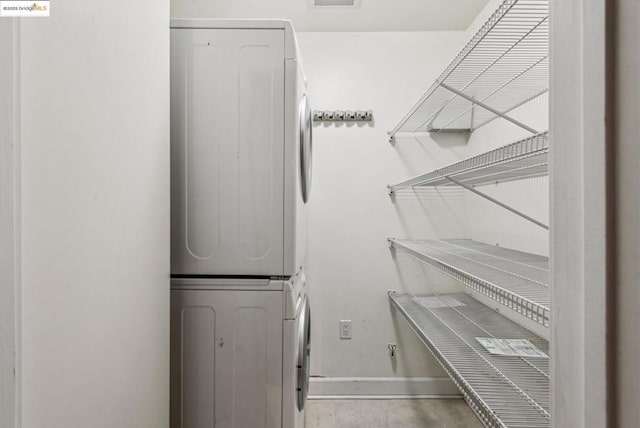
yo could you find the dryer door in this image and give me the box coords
[296,297,311,410]
[298,94,312,203]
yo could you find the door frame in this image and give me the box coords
[550,0,610,426]
[0,19,21,428]
[550,0,639,426]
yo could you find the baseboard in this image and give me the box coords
[308,377,461,399]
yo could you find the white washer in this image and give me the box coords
[170,272,310,428]
[283,272,310,428]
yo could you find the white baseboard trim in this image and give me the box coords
[308,395,462,400]
[308,377,461,399]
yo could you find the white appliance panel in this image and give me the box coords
[282,273,309,428]
[186,44,221,260]
[282,303,309,428]
[176,306,217,427]
[170,288,284,428]
[171,28,286,276]
[283,317,302,428]
[283,59,309,275]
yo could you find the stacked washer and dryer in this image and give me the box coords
[169,20,312,428]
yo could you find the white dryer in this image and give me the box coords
[170,19,312,278]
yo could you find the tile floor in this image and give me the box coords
[305,399,482,428]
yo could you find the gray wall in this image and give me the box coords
[0,19,19,428]
[613,0,640,425]
[298,31,468,395]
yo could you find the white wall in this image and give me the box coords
[18,1,170,426]
[167,0,548,396]
[464,94,549,257]
[298,31,473,393]
[445,0,550,339]
[298,0,549,391]
[462,92,549,339]
[461,0,550,257]
[170,0,490,32]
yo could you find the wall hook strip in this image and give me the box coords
[313,110,373,122]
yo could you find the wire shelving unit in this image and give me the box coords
[389,132,547,191]
[388,0,549,138]
[389,239,550,328]
[388,132,549,229]
[385,1,552,424]
[389,292,550,428]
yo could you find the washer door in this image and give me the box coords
[296,297,311,410]
[298,94,312,203]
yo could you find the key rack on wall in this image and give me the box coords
[313,110,373,122]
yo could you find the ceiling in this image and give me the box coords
[171,0,492,32]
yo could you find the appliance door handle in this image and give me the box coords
[296,297,311,410]
[299,94,313,203]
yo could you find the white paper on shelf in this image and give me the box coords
[413,295,466,309]
[476,338,548,358]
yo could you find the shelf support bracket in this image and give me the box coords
[426,105,445,132]
[470,95,475,131]
[444,176,549,230]
[438,82,539,134]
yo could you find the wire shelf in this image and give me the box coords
[389,239,549,327]
[389,292,550,428]
[389,0,549,136]
[389,132,548,194]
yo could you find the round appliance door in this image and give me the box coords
[296,297,311,410]
[298,94,312,203]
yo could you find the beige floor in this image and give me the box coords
[305,399,483,428]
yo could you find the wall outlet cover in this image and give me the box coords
[340,320,352,339]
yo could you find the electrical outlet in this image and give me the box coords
[340,320,352,339]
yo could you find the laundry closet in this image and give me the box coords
[168,0,551,427]
[3,0,638,427]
